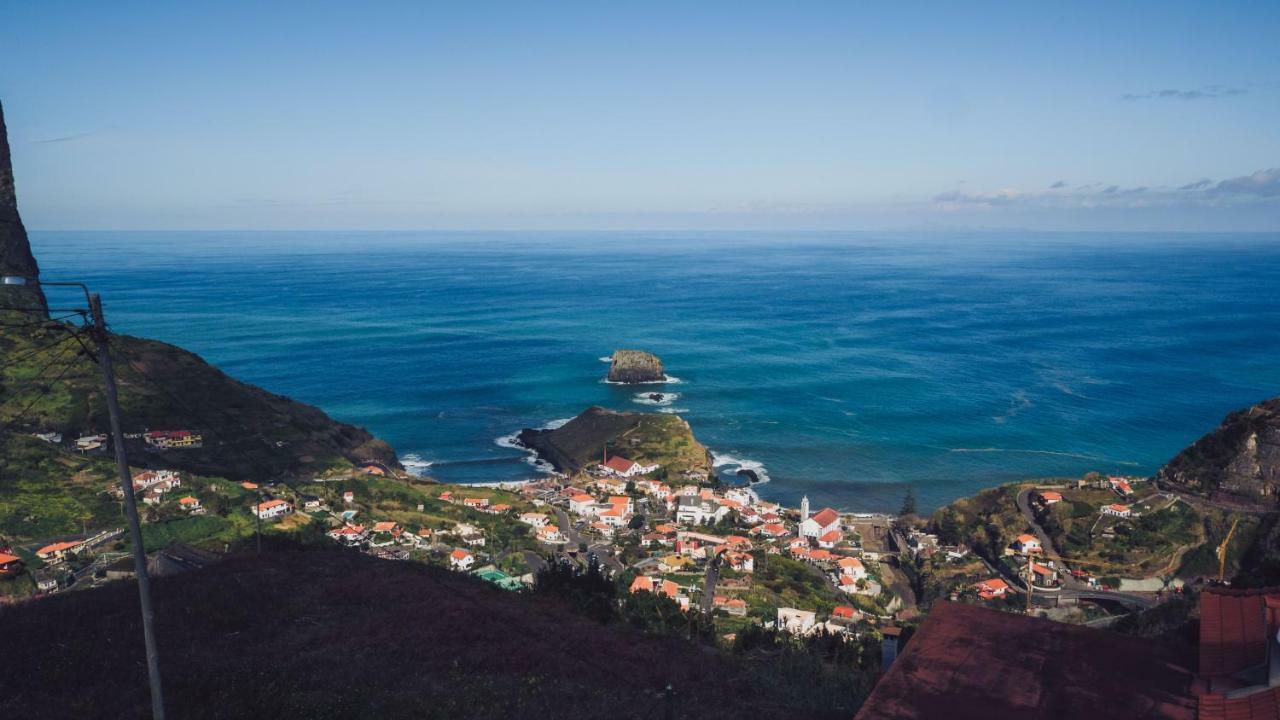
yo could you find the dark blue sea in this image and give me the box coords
[29,231,1280,513]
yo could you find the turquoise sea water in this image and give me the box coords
[29,231,1280,513]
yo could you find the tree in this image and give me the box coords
[899,488,917,517]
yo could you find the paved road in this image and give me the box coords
[1014,487,1159,609]
[521,550,546,574]
[552,507,623,575]
[1015,488,1087,591]
[700,553,721,613]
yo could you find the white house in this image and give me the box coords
[252,499,293,519]
[328,524,369,545]
[1014,534,1042,554]
[519,512,550,528]
[537,525,566,544]
[837,556,867,580]
[569,493,596,516]
[1102,503,1132,518]
[817,530,842,549]
[132,469,181,492]
[449,548,475,571]
[601,455,659,478]
[777,607,817,635]
[675,496,730,525]
[798,498,841,539]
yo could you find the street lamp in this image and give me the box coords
[1,276,167,720]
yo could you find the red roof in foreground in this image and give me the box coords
[854,601,1196,720]
[1199,686,1280,720]
[1199,586,1280,679]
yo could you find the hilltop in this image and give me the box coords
[516,406,714,481]
[0,545,798,720]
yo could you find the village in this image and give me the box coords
[2,425,1185,648]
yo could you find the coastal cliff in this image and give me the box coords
[607,349,666,383]
[0,98,398,480]
[517,405,712,481]
[0,101,48,315]
[1156,397,1280,511]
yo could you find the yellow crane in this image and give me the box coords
[1217,517,1240,583]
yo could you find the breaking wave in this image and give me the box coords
[400,453,434,477]
[493,417,574,476]
[711,451,771,484]
[632,391,680,406]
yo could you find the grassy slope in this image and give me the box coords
[0,321,397,480]
[931,478,1263,582]
[0,546,798,720]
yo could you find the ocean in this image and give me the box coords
[29,231,1280,513]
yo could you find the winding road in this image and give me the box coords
[1014,487,1157,610]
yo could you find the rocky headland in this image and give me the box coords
[607,349,666,383]
[1156,396,1280,511]
[516,405,712,480]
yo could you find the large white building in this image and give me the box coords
[601,455,659,478]
[676,496,730,525]
[252,499,293,519]
[777,607,817,635]
[797,496,841,539]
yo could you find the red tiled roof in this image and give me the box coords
[1199,586,1279,678]
[37,541,81,556]
[853,601,1197,720]
[811,508,839,527]
[604,456,637,472]
[1198,687,1280,720]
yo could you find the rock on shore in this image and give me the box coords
[607,349,666,383]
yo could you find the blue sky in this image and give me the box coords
[2,1,1278,231]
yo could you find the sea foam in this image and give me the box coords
[711,451,771,484]
[400,453,434,477]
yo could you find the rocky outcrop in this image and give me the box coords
[607,349,666,383]
[1156,397,1280,510]
[0,101,47,315]
[517,405,712,480]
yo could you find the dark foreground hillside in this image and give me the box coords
[0,546,794,720]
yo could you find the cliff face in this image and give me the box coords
[0,101,48,315]
[1156,397,1280,510]
[607,349,665,383]
[517,405,712,481]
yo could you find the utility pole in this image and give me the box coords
[1025,553,1033,614]
[90,293,167,720]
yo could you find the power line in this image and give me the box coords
[0,331,80,375]
[0,338,90,436]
